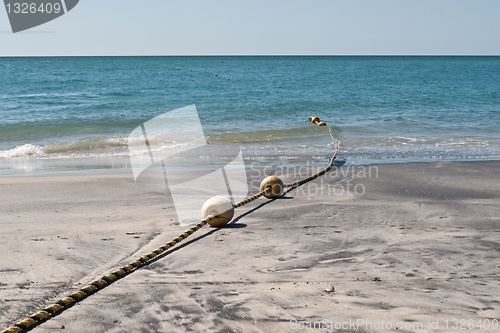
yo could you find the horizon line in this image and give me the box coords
[1,54,500,58]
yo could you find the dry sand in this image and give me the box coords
[1,161,499,332]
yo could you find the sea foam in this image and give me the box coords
[0,144,45,159]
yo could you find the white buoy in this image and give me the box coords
[202,196,234,227]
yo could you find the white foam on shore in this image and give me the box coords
[0,144,45,159]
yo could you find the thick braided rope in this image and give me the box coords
[233,187,272,208]
[2,127,339,333]
[1,216,215,333]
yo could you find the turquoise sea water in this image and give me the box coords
[1,56,499,175]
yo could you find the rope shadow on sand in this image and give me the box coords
[10,196,280,333]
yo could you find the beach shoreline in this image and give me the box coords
[2,154,500,179]
[1,161,499,332]
[3,57,500,170]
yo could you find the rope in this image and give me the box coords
[284,127,339,189]
[233,127,339,208]
[233,187,271,208]
[2,125,339,333]
[1,217,214,333]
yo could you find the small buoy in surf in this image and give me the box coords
[202,196,234,227]
[214,74,218,77]
[309,115,319,124]
[177,68,180,70]
[260,176,284,199]
[309,115,327,126]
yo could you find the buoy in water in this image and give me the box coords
[309,115,326,126]
[202,196,234,227]
[309,115,319,124]
[260,176,284,199]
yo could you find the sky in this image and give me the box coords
[1,0,500,56]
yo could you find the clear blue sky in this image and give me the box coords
[1,0,499,56]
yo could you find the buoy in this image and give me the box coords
[260,176,284,199]
[177,68,179,70]
[309,115,326,126]
[202,196,234,227]
[214,74,218,77]
[309,116,319,124]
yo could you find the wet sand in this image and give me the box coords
[1,161,499,332]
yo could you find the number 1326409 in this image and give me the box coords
[6,2,62,14]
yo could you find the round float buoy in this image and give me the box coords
[309,115,319,124]
[260,176,284,199]
[201,196,234,227]
[309,115,327,126]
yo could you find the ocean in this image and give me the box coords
[1,56,499,176]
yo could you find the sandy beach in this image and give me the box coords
[1,161,499,332]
